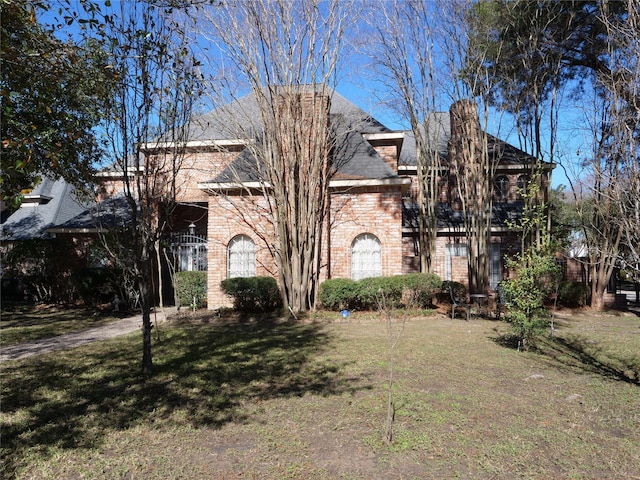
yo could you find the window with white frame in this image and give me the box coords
[494,175,510,199]
[228,234,256,278]
[351,233,382,280]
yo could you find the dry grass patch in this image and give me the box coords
[2,308,639,479]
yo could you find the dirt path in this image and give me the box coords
[0,308,176,362]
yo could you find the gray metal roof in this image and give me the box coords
[0,178,91,241]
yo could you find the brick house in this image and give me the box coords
[3,89,551,309]
[164,89,551,309]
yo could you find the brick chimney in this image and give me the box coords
[448,99,481,166]
[448,100,481,195]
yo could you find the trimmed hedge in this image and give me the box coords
[221,276,282,312]
[174,271,207,309]
[402,273,443,307]
[318,273,442,311]
[316,278,359,310]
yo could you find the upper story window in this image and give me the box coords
[351,233,382,280]
[228,234,256,278]
[517,174,529,193]
[494,175,510,200]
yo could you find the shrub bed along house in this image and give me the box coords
[220,276,282,312]
[318,273,442,311]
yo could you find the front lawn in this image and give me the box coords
[2,309,639,479]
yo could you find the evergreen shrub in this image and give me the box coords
[318,273,443,311]
[402,273,442,308]
[220,276,282,312]
[557,280,588,307]
[317,278,359,310]
[175,271,207,309]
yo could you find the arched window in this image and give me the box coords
[517,174,529,193]
[227,235,256,278]
[494,175,510,199]
[351,233,382,280]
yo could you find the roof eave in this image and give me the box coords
[141,138,251,153]
[47,227,107,234]
[198,177,412,194]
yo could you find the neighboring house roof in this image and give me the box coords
[0,177,91,241]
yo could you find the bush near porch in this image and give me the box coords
[318,273,442,311]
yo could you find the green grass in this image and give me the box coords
[0,304,127,346]
[1,308,639,479]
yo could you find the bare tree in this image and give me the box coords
[600,0,640,292]
[468,0,565,251]
[196,0,353,312]
[566,0,639,309]
[369,0,442,274]
[99,1,202,373]
[437,0,504,295]
[467,0,638,309]
[370,0,501,293]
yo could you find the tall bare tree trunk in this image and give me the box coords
[197,0,351,312]
[371,0,441,273]
[449,100,491,293]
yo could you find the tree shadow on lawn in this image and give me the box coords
[2,318,368,477]
[490,327,640,386]
[535,334,640,386]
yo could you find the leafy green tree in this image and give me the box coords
[0,0,113,207]
[501,246,561,350]
[548,185,580,251]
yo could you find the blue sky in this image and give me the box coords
[43,0,581,190]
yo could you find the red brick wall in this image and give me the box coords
[205,185,405,309]
[372,145,398,173]
[174,150,240,203]
[206,192,279,308]
[328,186,404,280]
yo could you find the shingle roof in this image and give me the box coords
[402,201,525,229]
[49,195,133,232]
[331,130,397,180]
[398,112,539,168]
[0,178,91,241]
[189,89,391,143]
[200,89,398,185]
